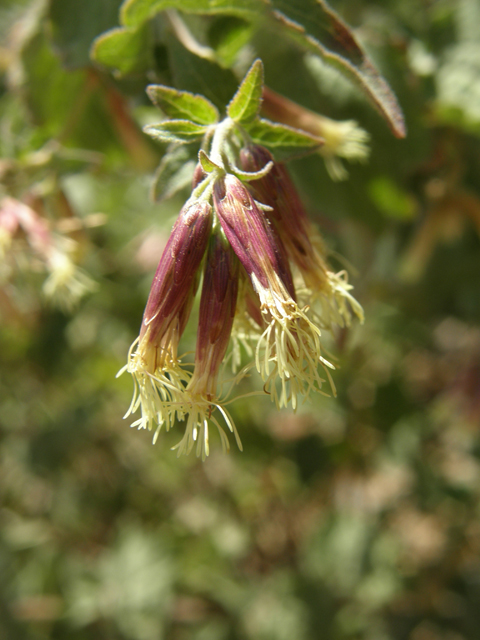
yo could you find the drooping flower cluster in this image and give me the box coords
[120,111,364,458]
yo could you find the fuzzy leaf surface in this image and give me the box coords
[144,120,208,144]
[227,59,264,124]
[147,86,219,125]
[245,118,322,153]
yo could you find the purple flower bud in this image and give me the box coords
[189,232,239,400]
[140,201,212,354]
[192,162,207,189]
[213,173,295,299]
[240,145,319,276]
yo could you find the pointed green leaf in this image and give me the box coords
[227,59,264,124]
[151,146,197,201]
[144,120,208,144]
[146,86,219,125]
[198,149,221,173]
[120,0,262,28]
[246,118,322,148]
[91,25,153,75]
[269,0,406,138]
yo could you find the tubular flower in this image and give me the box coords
[122,104,364,455]
[214,173,334,410]
[172,231,243,459]
[120,201,212,436]
[240,145,364,328]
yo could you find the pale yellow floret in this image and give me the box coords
[251,272,336,410]
[171,392,242,461]
[318,118,370,181]
[43,246,96,311]
[118,335,191,437]
[298,269,365,330]
[230,311,262,373]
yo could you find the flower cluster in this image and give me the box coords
[120,110,364,459]
[0,196,96,310]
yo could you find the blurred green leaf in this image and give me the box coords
[91,23,154,76]
[208,16,254,67]
[369,176,416,220]
[167,35,238,111]
[150,144,197,201]
[146,85,219,124]
[269,0,406,138]
[245,118,322,158]
[19,29,125,157]
[49,0,123,69]
[144,119,207,144]
[227,59,263,124]
[120,0,262,27]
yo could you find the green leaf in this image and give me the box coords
[245,118,322,153]
[146,86,219,125]
[49,0,123,69]
[269,0,406,138]
[144,120,208,144]
[19,29,127,159]
[198,149,221,173]
[91,24,153,75]
[227,59,264,124]
[167,35,238,111]
[151,145,197,201]
[120,0,262,28]
[208,17,254,68]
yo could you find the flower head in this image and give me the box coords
[172,231,243,459]
[121,200,212,435]
[121,68,365,456]
[240,145,364,328]
[214,173,334,409]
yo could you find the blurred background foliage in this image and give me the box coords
[1,0,480,639]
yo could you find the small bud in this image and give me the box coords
[121,200,213,435]
[213,173,295,299]
[140,200,213,356]
[172,233,242,459]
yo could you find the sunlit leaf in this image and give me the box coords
[144,120,208,144]
[120,0,262,28]
[146,85,219,125]
[227,59,263,124]
[198,149,220,173]
[269,0,406,138]
[245,118,322,155]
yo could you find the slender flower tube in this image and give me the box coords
[121,201,212,435]
[214,173,333,410]
[172,231,242,459]
[262,87,369,180]
[240,145,364,328]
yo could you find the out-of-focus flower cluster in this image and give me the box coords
[121,109,364,459]
[0,196,97,311]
